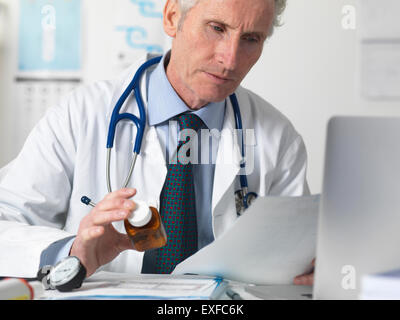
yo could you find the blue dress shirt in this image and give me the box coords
[147,52,226,250]
[40,52,226,267]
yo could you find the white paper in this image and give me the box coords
[360,269,400,300]
[40,271,225,300]
[14,80,79,147]
[358,0,400,100]
[173,195,320,285]
[361,43,400,100]
[359,0,400,40]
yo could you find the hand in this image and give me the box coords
[70,188,137,277]
[293,258,315,286]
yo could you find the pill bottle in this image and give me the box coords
[124,200,167,252]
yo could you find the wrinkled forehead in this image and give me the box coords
[185,0,275,34]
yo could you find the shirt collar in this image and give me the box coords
[147,51,226,131]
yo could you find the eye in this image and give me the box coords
[211,24,224,33]
[243,35,260,43]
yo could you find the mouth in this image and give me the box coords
[203,71,232,84]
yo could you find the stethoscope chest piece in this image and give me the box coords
[235,189,258,216]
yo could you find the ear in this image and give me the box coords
[163,0,181,38]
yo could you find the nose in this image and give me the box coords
[216,37,241,72]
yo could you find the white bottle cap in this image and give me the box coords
[128,200,152,227]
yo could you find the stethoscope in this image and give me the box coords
[82,56,257,216]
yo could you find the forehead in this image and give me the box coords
[189,0,275,32]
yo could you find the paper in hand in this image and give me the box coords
[173,195,320,285]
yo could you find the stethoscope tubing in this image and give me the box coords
[106,56,161,192]
[103,56,257,211]
[106,56,162,152]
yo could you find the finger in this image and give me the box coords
[293,273,314,286]
[80,226,104,243]
[95,196,137,213]
[91,209,132,226]
[104,188,137,201]
[303,273,314,285]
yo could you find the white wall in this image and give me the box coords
[244,0,400,193]
[1,0,400,193]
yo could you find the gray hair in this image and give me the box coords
[177,0,287,36]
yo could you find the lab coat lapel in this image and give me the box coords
[107,54,167,208]
[212,97,242,219]
[134,54,167,208]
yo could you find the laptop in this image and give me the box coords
[313,116,400,299]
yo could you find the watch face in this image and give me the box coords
[49,256,81,286]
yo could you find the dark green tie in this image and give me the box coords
[142,113,205,274]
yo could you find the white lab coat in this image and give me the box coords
[0,54,309,278]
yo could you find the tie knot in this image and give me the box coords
[177,113,206,132]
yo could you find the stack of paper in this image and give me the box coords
[360,269,400,300]
[39,271,226,300]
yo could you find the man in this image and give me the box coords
[0,0,314,284]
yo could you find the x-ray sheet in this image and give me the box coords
[174,195,320,285]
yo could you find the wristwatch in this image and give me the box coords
[38,256,87,292]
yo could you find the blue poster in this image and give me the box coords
[112,0,168,71]
[18,0,81,72]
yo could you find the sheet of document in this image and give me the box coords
[40,271,225,300]
[358,0,400,100]
[361,42,400,100]
[359,0,400,39]
[173,195,320,285]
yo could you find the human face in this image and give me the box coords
[164,0,275,109]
